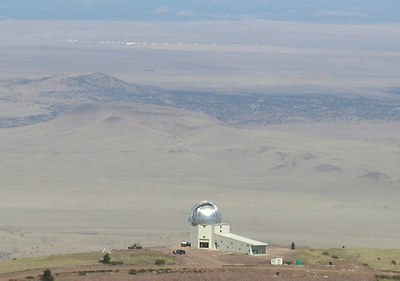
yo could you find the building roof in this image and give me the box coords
[188,201,222,226]
[215,232,268,246]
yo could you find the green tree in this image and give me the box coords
[290,241,295,250]
[41,269,54,281]
[102,253,111,264]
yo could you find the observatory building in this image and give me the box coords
[188,201,268,255]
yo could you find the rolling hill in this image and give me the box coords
[1,73,400,128]
[0,73,399,259]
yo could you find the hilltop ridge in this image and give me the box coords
[1,73,400,128]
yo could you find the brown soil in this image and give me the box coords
[1,246,398,281]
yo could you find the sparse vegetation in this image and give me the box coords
[101,253,111,264]
[295,248,400,271]
[4,73,400,129]
[128,243,142,250]
[1,246,399,281]
[376,274,400,280]
[155,259,166,265]
[41,269,54,281]
[0,247,399,281]
[98,254,124,266]
[0,250,175,275]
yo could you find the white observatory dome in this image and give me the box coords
[188,201,222,226]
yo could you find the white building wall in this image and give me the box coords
[271,258,283,265]
[213,233,252,255]
[213,224,230,234]
[191,223,267,255]
[191,225,213,248]
[251,245,267,255]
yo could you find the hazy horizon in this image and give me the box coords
[1,0,400,259]
[1,0,400,24]
[1,19,399,95]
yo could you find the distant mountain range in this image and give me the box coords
[1,73,400,128]
[2,1,399,24]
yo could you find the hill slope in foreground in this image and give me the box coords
[1,247,400,281]
[0,73,399,260]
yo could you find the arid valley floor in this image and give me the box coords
[1,90,400,258]
[1,22,400,281]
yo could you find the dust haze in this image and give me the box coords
[0,20,400,259]
[1,21,400,94]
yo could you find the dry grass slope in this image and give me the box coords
[1,247,400,281]
[0,250,174,275]
[295,248,400,271]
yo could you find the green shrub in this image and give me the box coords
[128,269,137,275]
[101,254,111,264]
[128,243,142,249]
[155,259,166,265]
[41,269,54,281]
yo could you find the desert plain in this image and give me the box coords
[0,20,400,261]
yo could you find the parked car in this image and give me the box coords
[181,241,191,247]
[173,249,186,255]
